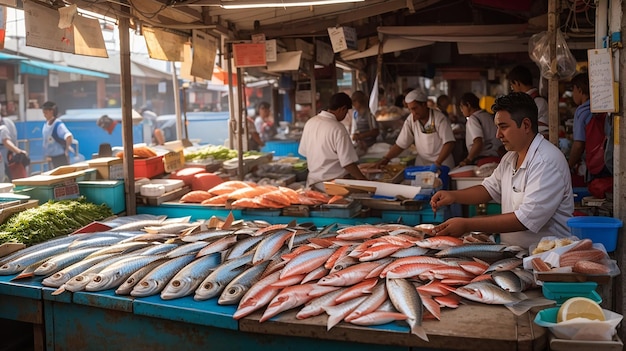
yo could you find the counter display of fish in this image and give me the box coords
[0,215,560,342]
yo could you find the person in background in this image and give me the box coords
[140,102,160,145]
[436,94,451,119]
[377,89,455,169]
[507,65,549,137]
[254,102,275,143]
[567,72,591,173]
[350,91,379,155]
[42,101,73,169]
[457,92,503,167]
[247,116,264,151]
[0,110,28,181]
[430,92,574,249]
[299,92,366,189]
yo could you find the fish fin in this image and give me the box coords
[411,325,429,342]
[11,272,34,280]
[505,296,555,316]
[287,219,297,228]
[286,231,296,251]
[51,286,66,296]
[222,212,235,230]
[326,314,342,331]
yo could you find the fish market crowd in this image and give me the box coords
[0,212,617,343]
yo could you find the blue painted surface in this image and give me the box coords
[262,139,301,157]
[133,294,239,330]
[136,204,242,221]
[0,274,44,299]
[73,289,134,312]
[0,293,42,323]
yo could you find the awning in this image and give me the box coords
[19,60,109,78]
[0,52,28,61]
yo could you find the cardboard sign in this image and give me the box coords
[144,27,186,62]
[190,30,217,80]
[24,1,74,53]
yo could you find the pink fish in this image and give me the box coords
[279,248,336,279]
[344,282,387,322]
[386,263,447,279]
[358,244,405,262]
[301,267,329,284]
[334,278,378,304]
[416,280,455,297]
[319,261,383,286]
[349,311,408,326]
[380,256,450,277]
[418,292,441,321]
[336,225,388,240]
[323,296,368,330]
[259,283,319,322]
[416,236,464,249]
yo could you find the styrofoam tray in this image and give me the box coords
[150,179,184,192]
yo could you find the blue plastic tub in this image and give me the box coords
[567,216,623,252]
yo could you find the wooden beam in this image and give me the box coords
[119,6,136,215]
[547,0,559,145]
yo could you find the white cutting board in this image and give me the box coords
[334,179,421,199]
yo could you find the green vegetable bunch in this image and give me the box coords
[0,198,114,246]
[184,145,238,161]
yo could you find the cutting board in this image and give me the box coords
[323,182,376,196]
[334,179,421,199]
[12,170,86,186]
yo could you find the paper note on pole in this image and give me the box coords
[587,48,616,113]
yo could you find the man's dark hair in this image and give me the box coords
[507,65,534,86]
[570,72,590,96]
[42,101,58,117]
[329,92,352,110]
[459,93,480,109]
[256,101,270,114]
[492,92,538,134]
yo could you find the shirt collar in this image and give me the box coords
[514,133,544,171]
[319,110,337,120]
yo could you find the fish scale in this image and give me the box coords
[130,254,197,297]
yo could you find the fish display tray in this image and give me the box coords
[78,180,125,214]
[281,205,310,217]
[136,186,190,206]
[241,209,282,217]
[310,202,362,218]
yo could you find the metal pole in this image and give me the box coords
[547,0,560,145]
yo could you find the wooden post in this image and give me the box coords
[118,9,135,215]
[547,0,560,145]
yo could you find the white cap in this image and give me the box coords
[405,89,428,103]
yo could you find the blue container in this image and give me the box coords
[78,180,125,214]
[542,282,602,306]
[567,216,623,252]
[262,140,301,157]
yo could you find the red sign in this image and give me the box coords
[233,43,267,68]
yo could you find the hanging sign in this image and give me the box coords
[232,43,266,68]
[587,48,616,113]
[327,27,357,53]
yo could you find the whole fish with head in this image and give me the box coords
[42,254,116,288]
[323,295,369,330]
[350,311,408,326]
[115,258,170,295]
[193,254,253,300]
[68,235,129,250]
[56,254,137,294]
[119,233,178,244]
[344,281,388,322]
[296,288,347,320]
[195,235,238,258]
[0,244,71,275]
[435,244,508,260]
[386,277,428,342]
[34,247,103,276]
[130,254,196,297]
[319,260,389,287]
[485,258,523,273]
[217,261,270,305]
[102,215,166,228]
[280,248,336,279]
[328,255,359,275]
[259,283,337,322]
[85,255,164,292]
[160,252,221,300]
[454,280,521,304]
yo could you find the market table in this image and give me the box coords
[0,273,548,351]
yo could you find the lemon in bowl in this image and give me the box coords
[557,297,606,323]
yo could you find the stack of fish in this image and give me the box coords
[0,215,545,342]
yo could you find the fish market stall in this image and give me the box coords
[6,214,620,351]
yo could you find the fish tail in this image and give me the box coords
[411,325,429,342]
[51,286,66,296]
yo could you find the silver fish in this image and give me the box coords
[160,253,221,300]
[218,261,270,305]
[386,277,428,342]
[42,254,116,288]
[130,254,196,297]
[143,223,197,234]
[0,244,71,275]
[84,242,152,259]
[164,241,209,258]
[108,220,167,232]
[0,235,76,266]
[435,244,507,259]
[391,246,430,258]
[68,236,127,250]
[252,229,294,264]
[139,243,180,256]
[58,255,135,294]
[34,247,103,276]
[115,258,169,295]
[223,235,264,261]
[180,229,235,242]
[454,281,521,305]
[194,254,253,301]
[492,270,524,293]
[85,255,164,292]
[485,258,523,273]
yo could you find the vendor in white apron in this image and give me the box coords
[429,92,574,249]
[377,89,455,169]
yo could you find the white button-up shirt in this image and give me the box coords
[299,110,359,187]
[482,134,574,248]
[395,108,455,168]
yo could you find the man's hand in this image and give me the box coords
[430,190,455,213]
[433,217,468,237]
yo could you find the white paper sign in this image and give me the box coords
[24,1,74,53]
[327,27,357,53]
[190,30,217,81]
[265,39,277,62]
[587,48,616,113]
[58,4,77,29]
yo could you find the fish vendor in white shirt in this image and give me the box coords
[376,89,455,169]
[430,92,574,248]
[299,92,367,189]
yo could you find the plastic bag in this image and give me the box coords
[529,30,577,80]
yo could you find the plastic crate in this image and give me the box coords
[13,182,80,203]
[134,156,165,179]
[78,180,125,214]
[567,216,623,252]
[542,282,602,306]
[87,157,124,180]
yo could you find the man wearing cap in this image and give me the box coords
[377,89,455,169]
[299,92,367,189]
